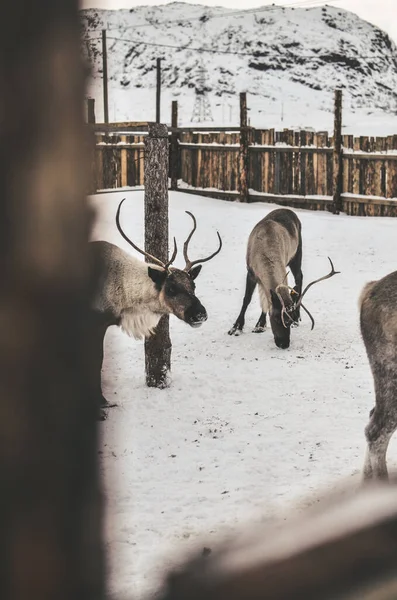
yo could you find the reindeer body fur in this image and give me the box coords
[229,208,303,348]
[89,234,211,411]
[248,215,301,315]
[91,240,166,340]
[360,270,397,480]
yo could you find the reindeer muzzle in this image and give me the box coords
[184,302,207,328]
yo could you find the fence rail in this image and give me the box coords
[89,95,397,217]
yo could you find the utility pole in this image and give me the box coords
[156,58,161,123]
[102,29,109,124]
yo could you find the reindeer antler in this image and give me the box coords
[293,257,340,330]
[275,284,299,329]
[116,199,178,270]
[297,257,340,306]
[275,258,339,331]
[183,211,222,271]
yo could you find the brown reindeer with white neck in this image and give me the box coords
[228,208,339,348]
[89,199,222,409]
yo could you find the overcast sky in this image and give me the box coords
[81,0,397,43]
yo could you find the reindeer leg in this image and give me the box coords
[228,270,256,336]
[88,312,117,420]
[288,235,303,320]
[253,312,267,333]
[364,402,397,481]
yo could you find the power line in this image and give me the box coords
[94,35,389,62]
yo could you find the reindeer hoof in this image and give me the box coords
[252,326,266,333]
[228,326,242,336]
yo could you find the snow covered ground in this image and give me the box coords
[89,80,397,137]
[91,190,397,599]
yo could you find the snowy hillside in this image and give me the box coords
[82,3,397,133]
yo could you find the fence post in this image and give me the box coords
[238,92,249,202]
[144,122,171,388]
[332,89,343,214]
[170,100,179,191]
[87,97,96,124]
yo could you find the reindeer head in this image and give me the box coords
[116,200,222,328]
[269,286,298,349]
[270,257,340,349]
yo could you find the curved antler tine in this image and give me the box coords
[115,199,165,268]
[300,303,315,330]
[327,256,340,274]
[164,237,178,270]
[297,256,340,304]
[183,211,197,270]
[184,231,223,271]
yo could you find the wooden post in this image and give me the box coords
[156,58,162,124]
[121,134,128,187]
[87,97,97,194]
[144,123,171,388]
[238,92,249,202]
[170,100,179,190]
[332,89,343,214]
[102,29,109,124]
[87,97,96,124]
[0,1,105,598]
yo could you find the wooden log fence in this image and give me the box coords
[89,96,397,217]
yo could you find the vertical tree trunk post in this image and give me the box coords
[170,100,179,191]
[87,97,96,124]
[144,123,171,388]
[238,92,249,202]
[332,89,343,214]
[156,58,162,124]
[0,1,105,598]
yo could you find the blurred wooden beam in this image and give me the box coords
[159,485,397,600]
[0,2,105,599]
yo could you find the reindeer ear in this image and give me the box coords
[270,289,281,308]
[148,267,167,290]
[188,265,202,280]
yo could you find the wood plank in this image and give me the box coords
[95,134,104,190]
[287,129,294,194]
[268,129,276,193]
[293,131,300,194]
[351,137,361,196]
[306,132,315,195]
[386,135,397,199]
[300,131,308,196]
[120,135,127,187]
[316,132,327,196]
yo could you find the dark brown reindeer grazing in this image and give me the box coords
[228,208,339,348]
[360,271,397,480]
[89,199,222,409]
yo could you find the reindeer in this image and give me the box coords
[360,271,397,480]
[228,208,339,348]
[89,199,222,409]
